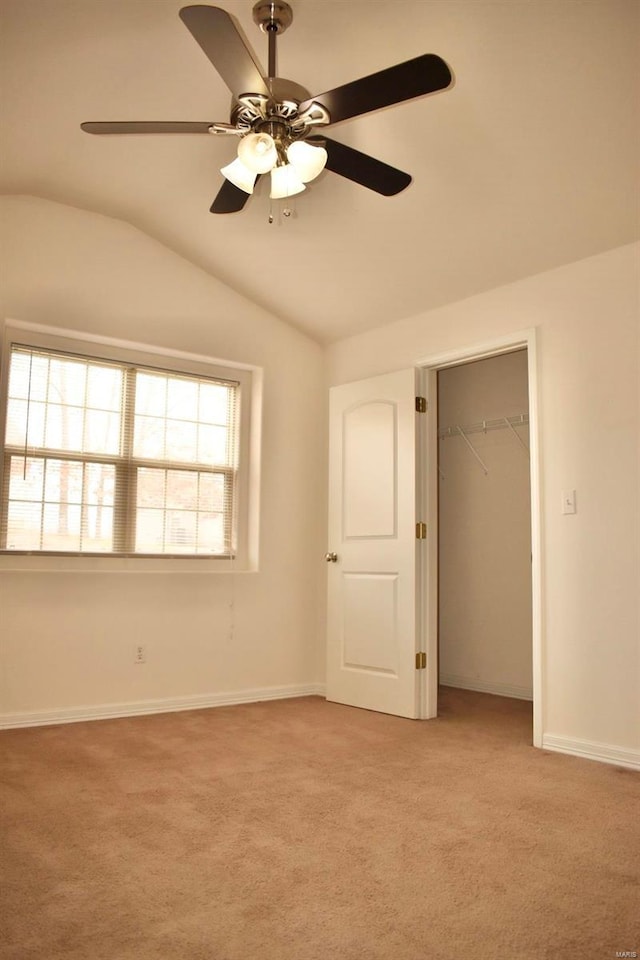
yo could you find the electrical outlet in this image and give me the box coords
[134,644,146,664]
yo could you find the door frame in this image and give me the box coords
[416,328,543,747]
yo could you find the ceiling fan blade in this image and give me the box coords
[81,121,215,135]
[179,6,269,100]
[299,54,452,125]
[210,178,253,214]
[317,137,411,196]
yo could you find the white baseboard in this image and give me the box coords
[542,734,640,771]
[6,688,636,773]
[440,673,533,701]
[0,683,327,730]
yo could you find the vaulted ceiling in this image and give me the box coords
[1,0,638,342]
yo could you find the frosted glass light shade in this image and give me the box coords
[237,132,278,174]
[220,157,258,194]
[286,141,328,182]
[270,164,306,199]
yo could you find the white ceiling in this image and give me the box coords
[1,0,638,343]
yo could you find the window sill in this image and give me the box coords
[0,553,256,573]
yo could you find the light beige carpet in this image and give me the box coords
[1,688,638,960]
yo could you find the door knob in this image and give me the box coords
[324,552,338,563]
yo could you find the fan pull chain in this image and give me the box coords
[267,197,297,224]
[284,194,298,220]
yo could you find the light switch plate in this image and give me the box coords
[562,489,577,515]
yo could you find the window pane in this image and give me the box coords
[84,463,115,509]
[198,513,226,554]
[87,366,122,412]
[81,464,115,551]
[133,372,235,467]
[6,499,43,550]
[84,410,120,455]
[199,382,231,425]
[44,460,83,505]
[41,502,82,550]
[84,505,114,550]
[133,415,165,459]
[134,467,229,554]
[166,510,197,552]
[7,456,44,501]
[4,456,115,552]
[5,398,28,446]
[135,508,165,553]
[135,372,166,416]
[44,405,84,452]
[48,358,86,406]
[199,473,225,512]
[5,398,46,447]
[166,470,198,509]
[165,419,197,462]
[8,353,48,402]
[5,354,124,459]
[137,467,165,508]
[198,424,228,465]
[167,378,198,421]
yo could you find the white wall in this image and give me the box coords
[438,351,532,699]
[0,196,327,723]
[327,243,640,761]
[1,197,638,767]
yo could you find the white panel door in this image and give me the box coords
[326,369,423,719]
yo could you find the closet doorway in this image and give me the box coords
[419,331,541,743]
[437,350,533,714]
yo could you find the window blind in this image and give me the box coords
[1,344,240,557]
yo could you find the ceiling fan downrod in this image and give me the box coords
[252,0,293,78]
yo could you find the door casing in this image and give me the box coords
[416,329,543,746]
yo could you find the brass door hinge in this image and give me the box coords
[415,651,427,670]
[415,396,427,413]
[416,522,427,540]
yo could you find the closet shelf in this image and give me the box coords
[438,413,529,439]
[438,414,530,475]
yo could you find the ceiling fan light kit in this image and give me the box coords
[81,1,453,216]
[237,131,278,173]
[270,163,305,200]
[220,156,258,193]
[286,140,328,183]
[231,123,328,199]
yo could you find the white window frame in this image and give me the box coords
[0,321,261,573]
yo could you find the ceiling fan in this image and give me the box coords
[81,2,453,214]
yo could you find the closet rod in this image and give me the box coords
[438,413,529,439]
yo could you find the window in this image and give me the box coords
[0,328,254,562]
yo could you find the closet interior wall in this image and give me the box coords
[437,350,533,701]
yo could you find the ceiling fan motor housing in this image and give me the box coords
[230,78,329,152]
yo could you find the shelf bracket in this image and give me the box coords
[457,426,489,475]
[503,417,530,459]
